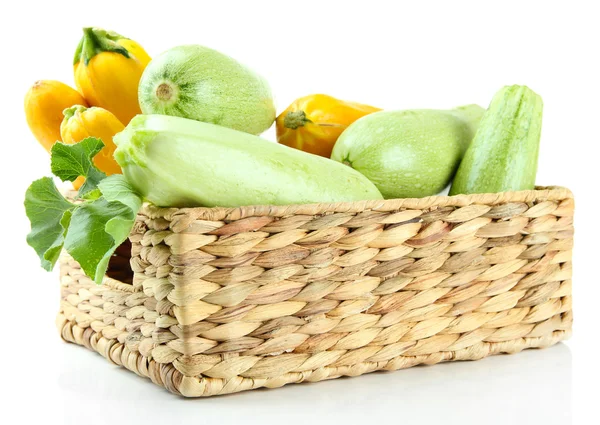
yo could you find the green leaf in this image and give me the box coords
[26,138,142,285]
[64,175,142,284]
[99,174,142,213]
[50,137,107,197]
[81,188,102,201]
[25,177,75,271]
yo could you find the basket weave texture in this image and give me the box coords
[58,186,574,397]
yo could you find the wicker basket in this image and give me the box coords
[57,186,574,397]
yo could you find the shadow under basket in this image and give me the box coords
[57,186,574,397]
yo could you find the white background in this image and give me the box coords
[1,0,598,423]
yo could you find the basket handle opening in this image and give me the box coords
[106,239,134,284]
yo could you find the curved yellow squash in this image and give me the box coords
[73,27,150,125]
[276,94,381,158]
[24,80,88,152]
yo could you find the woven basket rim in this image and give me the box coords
[140,185,573,221]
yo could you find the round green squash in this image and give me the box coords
[138,45,276,135]
[330,105,484,199]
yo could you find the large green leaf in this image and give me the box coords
[25,138,143,284]
[24,177,75,270]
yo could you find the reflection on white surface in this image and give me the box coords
[57,342,571,425]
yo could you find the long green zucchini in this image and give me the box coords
[113,114,383,207]
[449,85,543,195]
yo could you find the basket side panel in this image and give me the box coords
[57,211,185,395]
[142,191,574,397]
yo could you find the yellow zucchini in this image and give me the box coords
[73,27,150,125]
[24,80,88,152]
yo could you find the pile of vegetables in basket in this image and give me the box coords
[23,27,543,284]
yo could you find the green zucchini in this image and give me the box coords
[138,45,276,135]
[331,105,484,199]
[113,114,383,207]
[449,85,543,195]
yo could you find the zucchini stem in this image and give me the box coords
[284,110,312,129]
[156,83,174,101]
[77,27,130,65]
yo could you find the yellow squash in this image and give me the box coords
[61,105,124,188]
[24,80,88,152]
[73,27,150,125]
[276,94,381,158]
